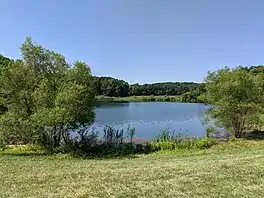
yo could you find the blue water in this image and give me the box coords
[92,102,209,139]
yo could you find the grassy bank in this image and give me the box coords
[96,95,183,102]
[1,139,264,197]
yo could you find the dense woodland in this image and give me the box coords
[92,75,205,98]
[92,77,202,97]
[90,65,263,104]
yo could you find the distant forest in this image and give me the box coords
[92,76,204,97]
[91,66,263,103]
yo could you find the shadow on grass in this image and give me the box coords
[0,151,48,157]
[243,130,264,140]
[0,150,139,159]
[81,153,139,160]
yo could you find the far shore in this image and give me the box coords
[96,95,183,103]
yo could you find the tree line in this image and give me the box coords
[92,73,207,103]
[92,76,204,98]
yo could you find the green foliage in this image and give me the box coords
[96,95,183,103]
[182,84,207,103]
[150,141,176,151]
[246,65,264,75]
[205,126,215,138]
[229,136,238,142]
[205,66,264,138]
[150,130,216,151]
[0,54,13,66]
[0,112,35,145]
[40,126,215,157]
[129,82,202,96]
[195,137,215,149]
[60,126,139,157]
[149,137,215,151]
[93,76,129,97]
[0,37,95,150]
[96,93,207,103]
[0,144,45,155]
[93,77,205,101]
[0,55,14,115]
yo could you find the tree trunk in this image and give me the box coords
[234,129,241,138]
[235,132,240,138]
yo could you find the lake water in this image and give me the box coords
[92,102,209,139]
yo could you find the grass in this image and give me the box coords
[1,139,264,197]
[96,95,183,102]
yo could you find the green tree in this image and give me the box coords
[0,55,14,115]
[0,38,95,149]
[205,66,263,138]
[94,76,129,97]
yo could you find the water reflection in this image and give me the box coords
[93,102,209,139]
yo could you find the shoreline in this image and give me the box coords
[96,95,188,103]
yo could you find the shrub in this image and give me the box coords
[150,130,216,152]
[205,126,215,138]
[164,97,171,102]
[176,139,197,149]
[152,141,175,150]
[195,137,215,149]
[229,136,238,142]
[0,144,45,155]
[59,126,138,157]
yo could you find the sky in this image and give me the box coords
[1,0,264,84]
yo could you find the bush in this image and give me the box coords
[177,139,197,149]
[205,126,215,138]
[57,126,139,157]
[0,127,217,157]
[195,137,215,149]
[229,136,238,142]
[151,141,175,151]
[0,144,45,155]
[150,130,216,152]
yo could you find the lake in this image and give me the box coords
[92,102,209,139]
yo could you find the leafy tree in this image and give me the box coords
[247,65,264,75]
[0,55,13,115]
[181,84,207,103]
[93,76,129,97]
[205,66,263,138]
[0,38,95,149]
[0,55,13,68]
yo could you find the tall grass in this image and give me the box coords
[0,127,216,157]
[150,129,216,151]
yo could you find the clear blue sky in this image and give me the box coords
[1,0,264,84]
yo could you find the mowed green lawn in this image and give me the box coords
[1,140,264,198]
